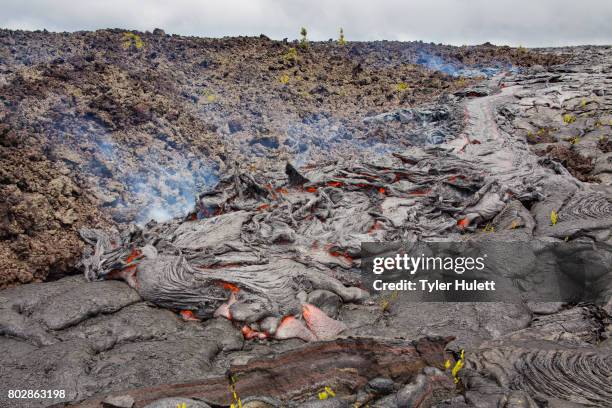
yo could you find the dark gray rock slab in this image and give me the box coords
[307,290,341,318]
[341,299,532,350]
[365,377,396,395]
[0,276,244,408]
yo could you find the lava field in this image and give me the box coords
[0,29,611,408]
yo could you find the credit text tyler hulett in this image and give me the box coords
[372,278,496,292]
[370,253,496,292]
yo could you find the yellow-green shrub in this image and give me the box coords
[279,74,290,84]
[563,114,576,124]
[122,32,144,50]
[396,82,409,92]
[284,47,298,62]
[338,28,346,46]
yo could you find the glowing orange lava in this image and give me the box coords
[180,310,200,321]
[217,281,240,293]
[241,325,258,339]
[329,250,353,263]
[280,315,296,325]
[275,187,288,194]
[301,306,312,321]
[457,218,469,229]
[241,325,268,340]
[126,248,141,263]
[368,221,381,234]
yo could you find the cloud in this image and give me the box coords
[1,0,610,47]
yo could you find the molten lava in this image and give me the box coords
[241,325,258,340]
[457,218,470,229]
[302,303,347,340]
[274,315,317,342]
[241,325,270,340]
[180,310,200,321]
[275,187,288,194]
[368,221,381,234]
[126,248,141,264]
[217,281,240,293]
[213,291,237,320]
[329,250,353,263]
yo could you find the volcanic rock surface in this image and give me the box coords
[0,29,566,288]
[1,29,611,408]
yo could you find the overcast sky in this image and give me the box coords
[1,0,611,47]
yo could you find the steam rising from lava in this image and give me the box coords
[90,134,220,225]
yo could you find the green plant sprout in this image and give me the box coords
[451,350,465,384]
[338,27,346,45]
[380,290,399,312]
[482,223,495,233]
[229,375,242,408]
[550,210,558,226]
[569,135,580,144]
[299,27,308,48]
[563,114,576,124]
[318,386,336,400]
